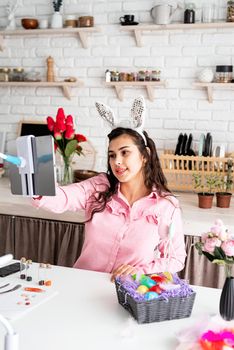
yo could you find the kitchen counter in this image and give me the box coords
[0,177,233,236]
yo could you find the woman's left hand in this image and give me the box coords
[111,264,137,282]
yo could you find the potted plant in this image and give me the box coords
[192,173,218,209]
[216,159,233,208]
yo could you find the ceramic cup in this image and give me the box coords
[119,14,134,24]
[39,19,49,29]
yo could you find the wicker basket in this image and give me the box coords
[115,280,196,324]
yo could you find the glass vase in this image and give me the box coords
[219,264,234,321]
[56,154,73,186]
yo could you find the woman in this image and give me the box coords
[33,97,186,281]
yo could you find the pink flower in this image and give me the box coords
[221,240,234,257]
[201,232,209,243]
[203,237,222,254]
[210,219,228,241]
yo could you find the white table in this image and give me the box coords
[0,266,222,350]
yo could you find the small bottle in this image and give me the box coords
[38,263,46,285]
[44,264,52,286]
[105,69,111,82]
[26,259,33,281]
[20,257,26,279]
[184,3,195,23]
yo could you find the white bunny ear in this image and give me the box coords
[95,101,116,127]
[130,96,145,129]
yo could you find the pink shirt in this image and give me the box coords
[32,173,186,274]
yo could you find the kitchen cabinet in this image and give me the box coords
[120,22,234,47]
[0,26,102,50]
[105,81,167,101]
[0,81,84,100]
[0,214,84,267]
[193,82,234,103]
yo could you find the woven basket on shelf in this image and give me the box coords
[115,280,196,324]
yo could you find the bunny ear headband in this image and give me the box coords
[95,96,147,145]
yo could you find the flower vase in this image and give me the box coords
[219,265,234,321]
[50,11,63,29]
[61,156,73,185]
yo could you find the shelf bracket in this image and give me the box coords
[0,35,3,51]
[134,30,142,47]
[146,85,154,101]
[114,86,124,101]
[77,32,88,49]
[207,86,213,103]
[62,85,71,100]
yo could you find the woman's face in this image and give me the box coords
[108,134,146,183]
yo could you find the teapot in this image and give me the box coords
[150,3,180,25]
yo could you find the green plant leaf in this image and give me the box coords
[214,246,226,260]
[202,251,215,262]
[194,242,203,255]
[65,140,78,157]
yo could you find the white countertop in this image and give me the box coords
[0,177,233,236]
[0,265,223,350]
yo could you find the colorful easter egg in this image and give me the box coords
[163,272,173,282]
[150,274,166,283]
[136,285,149,294]
[144,292,158,300]
[149,285,163,294]
[140,276,156,288]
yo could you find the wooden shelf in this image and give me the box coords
[105,81,167,101]
[0,80,84,100]
[193,82,234,103]
[120,22,234,47]
[0,27,102,50]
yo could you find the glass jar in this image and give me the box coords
[227,0,234,21]
[0,68,10,82]
[215,65,233,83]
[151,70,161,81]
[10,68,25,81]
[138,70,145,81]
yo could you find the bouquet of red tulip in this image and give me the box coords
[47,107,87,184]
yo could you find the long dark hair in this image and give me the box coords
[87,127,171,221]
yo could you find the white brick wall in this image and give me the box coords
[0,0,233,172]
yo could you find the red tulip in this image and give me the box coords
[75,134,87,142]
[65,125,75,140]
[66,115,74,127]
[47,116,55,131]
[54,126,62,140]
[56,108,66,123]
[55,118,66,132]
